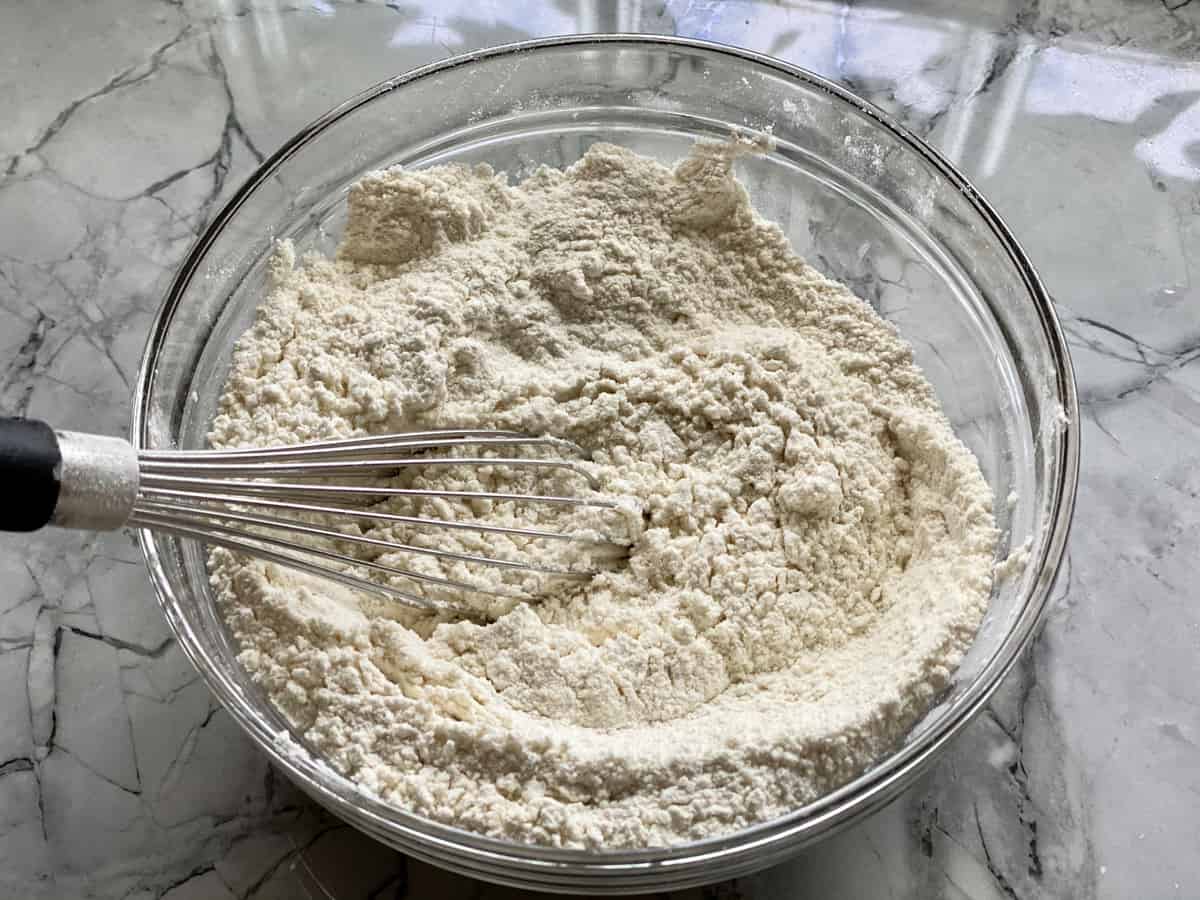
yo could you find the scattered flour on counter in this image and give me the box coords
[208,140,999,848]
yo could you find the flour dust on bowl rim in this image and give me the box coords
[131,35,1079,894]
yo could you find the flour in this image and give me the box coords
[208,141,998,848]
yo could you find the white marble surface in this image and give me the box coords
[1,1,1198,897]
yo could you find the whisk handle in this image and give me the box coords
[0,418,139,533]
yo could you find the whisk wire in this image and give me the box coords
[140,456,601,489]
[133,487,616,545]
[130,512,480,616]
[138,474,618,508]
[137,432,581,460]
[135,497,592,580]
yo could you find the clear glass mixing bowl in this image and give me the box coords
[132,36,1079,895]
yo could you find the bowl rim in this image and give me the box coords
[131,32,1080,884]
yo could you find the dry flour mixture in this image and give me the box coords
[208,140,998,848]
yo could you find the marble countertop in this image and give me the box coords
[1,1,1198,897]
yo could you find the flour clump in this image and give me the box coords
[209,141,998,848]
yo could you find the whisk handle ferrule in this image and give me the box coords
[0,418,139,533]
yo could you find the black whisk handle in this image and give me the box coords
[0,417,62,532]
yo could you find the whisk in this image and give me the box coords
[0,417,629,615]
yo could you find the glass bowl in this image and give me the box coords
[132,35,1078,895]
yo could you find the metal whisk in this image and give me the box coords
[1,418,629,615]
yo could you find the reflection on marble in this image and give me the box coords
[1,0,1198,897]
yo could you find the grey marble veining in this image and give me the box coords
[1,1,1198,897]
